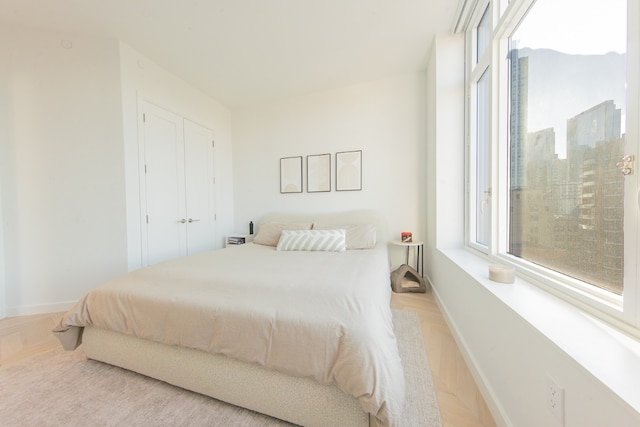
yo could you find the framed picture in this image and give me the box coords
[280,156,303,193]
[336,150,362,191]
[307,153,331,192]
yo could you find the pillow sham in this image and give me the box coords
[276,229,346,252]
[312,223,376,249]
[252,222,313,246]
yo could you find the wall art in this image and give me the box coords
[280,156,303,193]
[336,150,362,191]
[307,153,331,192]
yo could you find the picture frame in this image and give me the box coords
[336,150,362,191]
[280,156,303,193]
[306,153,331,192]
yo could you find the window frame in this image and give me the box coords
[463,0,640,334]
[466,0,493,253]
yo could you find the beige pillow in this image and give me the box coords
[312,223,376,249]
[253,222,313,246]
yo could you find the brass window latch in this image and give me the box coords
[616,155,634,176]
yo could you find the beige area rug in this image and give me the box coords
[0,310,442,427]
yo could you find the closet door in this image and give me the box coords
[183,119,215,255]
[142,103,187,265]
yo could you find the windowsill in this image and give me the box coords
[438,247,640,414]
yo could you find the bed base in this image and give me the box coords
[83,327,372,427]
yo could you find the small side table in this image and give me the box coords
[390,240,424,276]
[225,234,254,248]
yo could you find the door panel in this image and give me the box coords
[184,120,215,255]
[140,102,216,266]
[142,103,186,265]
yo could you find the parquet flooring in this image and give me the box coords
[391,291,496,427]
[0,311,64,368]
[1,292,496,427]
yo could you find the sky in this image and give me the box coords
[514,0,627,55]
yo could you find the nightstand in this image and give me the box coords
[390,240,424,276]
[225,234,254,248]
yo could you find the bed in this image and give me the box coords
[53,210,405,427]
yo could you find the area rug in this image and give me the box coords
[0,310,442,427]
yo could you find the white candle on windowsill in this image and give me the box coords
[489,264,515,284]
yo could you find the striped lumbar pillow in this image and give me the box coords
[276,229,346,252]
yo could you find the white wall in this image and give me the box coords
[0,50,7,317]
[0,181,6,319]
[426,34,640,427]
[0,28,236,316]
[232,73,427,265]
[119,43,235,270]
[0,25,128,315]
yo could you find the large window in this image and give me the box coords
[464,0,639,331]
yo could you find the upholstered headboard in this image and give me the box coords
[258,210,390,244]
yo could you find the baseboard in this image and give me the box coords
[427,275,512,427]
[5,301,75,317]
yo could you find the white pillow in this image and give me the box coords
[276,229,346,252]
[253,222,313,246]
[312,223,376,249]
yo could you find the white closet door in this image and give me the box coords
[142,102,187,265]
[183,120,215,255]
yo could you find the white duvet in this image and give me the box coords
[54,243,405,426]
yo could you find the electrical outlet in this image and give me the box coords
[547,377,565,425]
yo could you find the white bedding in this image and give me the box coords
[54,242,405,426]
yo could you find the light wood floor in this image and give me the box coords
[1,292,496,427]
[391,292,496,427]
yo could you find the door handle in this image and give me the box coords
[178,219,187,223]
[188,218,200,223]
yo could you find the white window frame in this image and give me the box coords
[463,0,640,335]
[466,0,493,253]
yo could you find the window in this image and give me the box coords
[469,4,492,248]
[475,69,491,247]
[508,0,628,295]
[464,0,640,331]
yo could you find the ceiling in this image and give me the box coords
[1,0,459,108]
